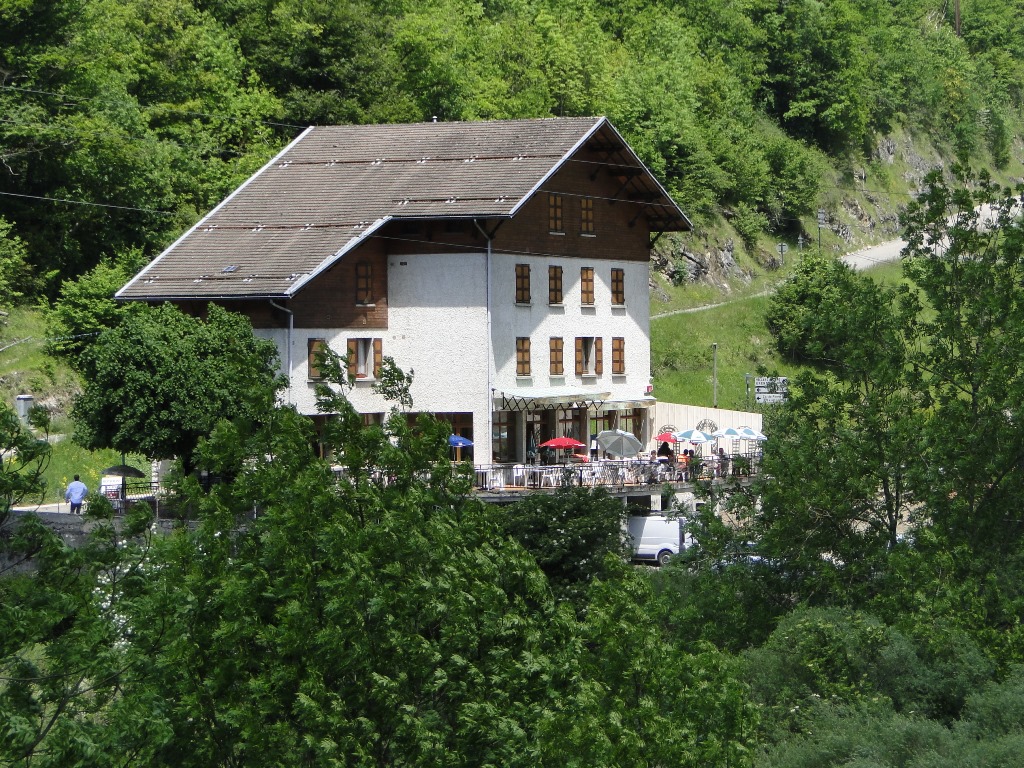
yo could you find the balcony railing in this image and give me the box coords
[472,453,762,492]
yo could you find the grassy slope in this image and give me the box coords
[1,308,147,505]
[651,259,906,409]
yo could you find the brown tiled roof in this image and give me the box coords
[118,117,690,300]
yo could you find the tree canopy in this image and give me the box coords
[72,302,282,468]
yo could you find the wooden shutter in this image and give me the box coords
[347,338,358,378]
[612,337,625,374]
[308,338,324,379]
[594,337,603,375]
[575,337,584,376]
[373,338,383,379]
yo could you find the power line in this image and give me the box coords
[0,190,176,216]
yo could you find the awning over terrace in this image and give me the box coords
[494,388,612,412]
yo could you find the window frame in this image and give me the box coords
[580,267,595,306]
[580,196,594,235]
[516,337,532,377]
[548,193,564,233]
[515,263,531,304]
[347,337,382,380]
[574,336,603,377]
[355,261,373,305]
[611,268,625,306]
[307,338,326,380]
[612,336,625,375]
[548,265,563,305]
[549,336,564,376]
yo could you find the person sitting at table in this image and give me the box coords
[657,441,674,464]
[678,450,690,481]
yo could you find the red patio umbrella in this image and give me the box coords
[655,431,677,443]
[539,436,586,450]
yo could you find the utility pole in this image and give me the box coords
[712,343,718,408]
[817,208,826,253]
[745,373,752,410]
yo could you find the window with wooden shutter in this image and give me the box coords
[548,193,563,232]
[581,197,594,234]
[580,267,594,305]
[612,336,625,374]
[347,338,381,379]
[308,338,325,379]
[548,265,562,304]
[355,261,373,304]
[594,337,603,375]
[515,263,531,304]
[516,337,531,376]
[611,268,625,306]
[549,337,563,376]
[575,337,599,377]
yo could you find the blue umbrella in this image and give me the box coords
[448,434,473,448]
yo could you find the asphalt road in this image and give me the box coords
[652,236,907,320]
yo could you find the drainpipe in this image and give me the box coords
[269,299,293,404]
[474,219,493,466]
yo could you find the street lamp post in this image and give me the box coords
[712,342,718,408]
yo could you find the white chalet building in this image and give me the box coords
[117,117,691,465]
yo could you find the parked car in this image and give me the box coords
[627,514,695,566]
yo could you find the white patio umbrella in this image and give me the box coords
[596,429,643,457]
[738,426,768,441]
[713,427,745,440]
[674,428,713,444]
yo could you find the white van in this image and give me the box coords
[627,514,693,566]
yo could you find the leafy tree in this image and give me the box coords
[45,251,147,360]
[501,485,629,611]
[901,171,1024,553]
[72,303,282,470]
[0,403,50,520]
[78,354,760,766]
[0,216,34,309]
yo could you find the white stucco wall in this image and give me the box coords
[489,253,651,401]
[262,248,654,463]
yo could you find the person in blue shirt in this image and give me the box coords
[65,474,88,514]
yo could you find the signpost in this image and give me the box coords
[754,376,788,404]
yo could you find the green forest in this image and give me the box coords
[4,0,1024,765]
[2,0,1023,304]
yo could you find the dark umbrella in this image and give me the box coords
[100,464,146,478]
[100,463,146,508]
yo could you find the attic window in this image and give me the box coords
[222,265,238,273]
